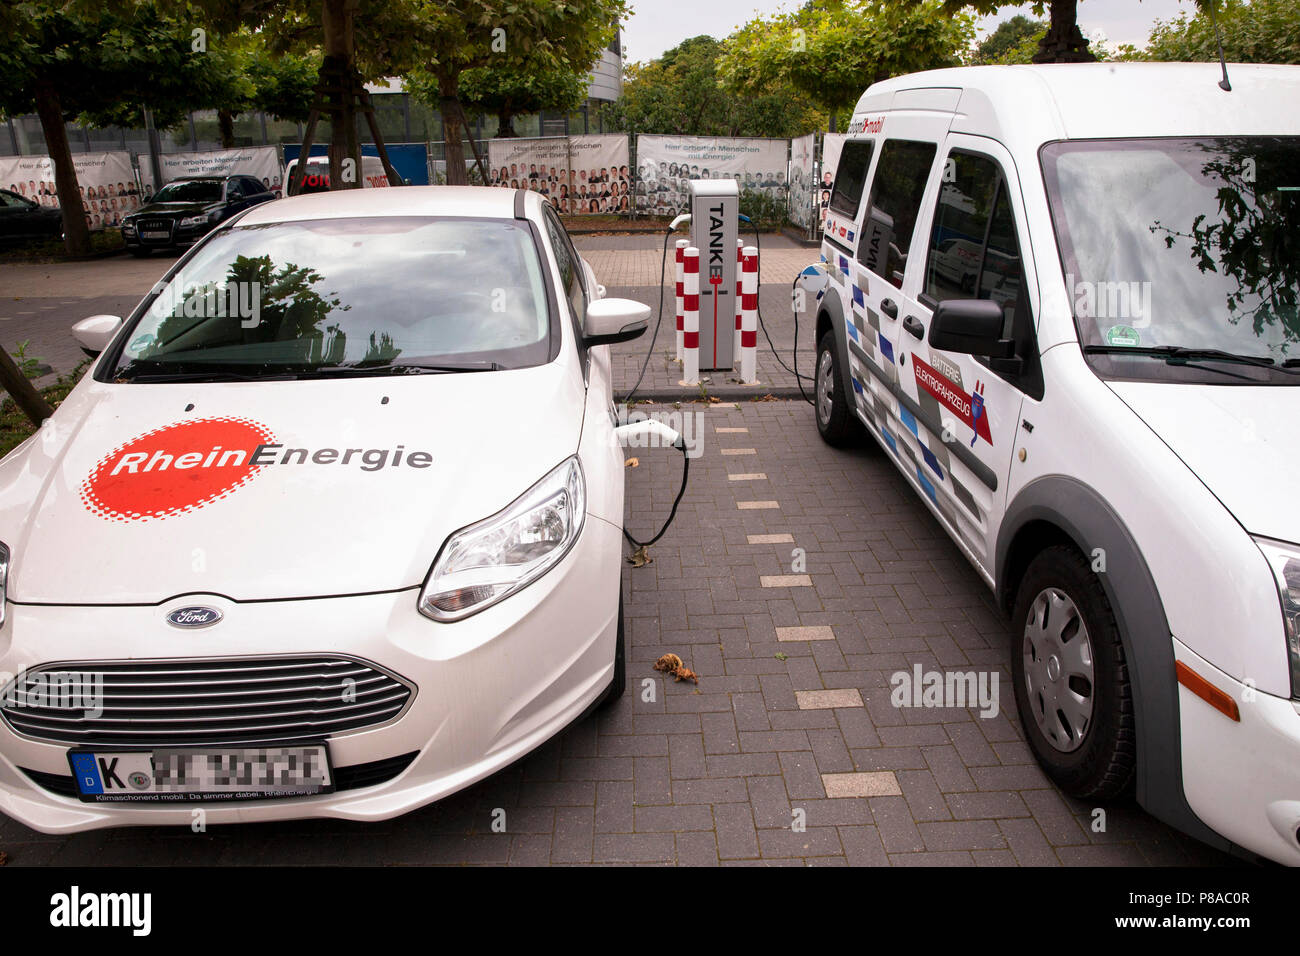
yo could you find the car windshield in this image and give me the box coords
[151,181,223,203]
[1042,137,1300,382]
[106,216,551,380]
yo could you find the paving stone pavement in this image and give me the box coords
[0,401,1236,866]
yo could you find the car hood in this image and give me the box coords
[1108,381,1300,543]
[129,201,212,219]
[0,366,584,604]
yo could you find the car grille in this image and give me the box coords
[0,656,415,747]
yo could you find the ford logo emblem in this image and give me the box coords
[166,606,223,628]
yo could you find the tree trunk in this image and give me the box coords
[495,107,518,138]
[439,77,468,186]
[218,109,236,149]
[321,0,362,189]
[0,347,53,426]
[32,79,90,257]
[1033,0,1096,64]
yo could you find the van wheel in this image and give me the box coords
[815,330,860,447]
[1010,545,1135,800]
[597,594,626,709]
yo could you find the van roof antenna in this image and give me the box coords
[1206,0,1232,92]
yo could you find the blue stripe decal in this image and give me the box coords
[899,405,918,437]
[851,376,864,395]
[846,318,859,343]
[878,334,895,364]
[839,255,849,272]
[880,427,898,454]
[920,444,944,480]
[916,466,937,503]
[851,285,865,307]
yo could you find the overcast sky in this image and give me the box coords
[621,0,1202,64]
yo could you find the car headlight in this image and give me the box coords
[1254,537,1300,698]
[0,541,9,627]
[121,221,135,234]
[419,457,585,622]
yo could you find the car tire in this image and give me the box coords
[815,329,861,447]
[1010,545,1136,800]
[597,593,626,709]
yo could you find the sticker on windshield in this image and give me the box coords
[1105,325,1141,347]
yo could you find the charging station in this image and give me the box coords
[688,179,739,371]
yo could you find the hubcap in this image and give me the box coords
[1022,587,1095,753]
[816,349,835,426]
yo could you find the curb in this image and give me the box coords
[617,385,809,404]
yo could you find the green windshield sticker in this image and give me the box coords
[1105,325,1141,347]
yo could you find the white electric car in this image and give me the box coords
[809,63,1300,864]
[0,186,654,832]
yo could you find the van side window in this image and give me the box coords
[828,141,874,218]
[856,139,937,288]
[923,151,1026,337]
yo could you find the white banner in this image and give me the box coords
[0,151,140,231]
[788,133,816,231]
[141,146,284,198]
[487,134,631,215]
[634,135,788,215]
[817,133,847,231]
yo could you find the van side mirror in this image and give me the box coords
[928,299,1016,361]
[71,314,122,357]
[583,298,650,347]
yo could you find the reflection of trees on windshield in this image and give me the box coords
[147,254,351,363]
[1150,139,1299,349]
[363,331,400,364]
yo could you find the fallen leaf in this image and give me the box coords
[628,544,652,567]
[653,652,700,684]
[625,457,639,468]
[775,652,788,661]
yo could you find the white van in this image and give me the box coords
[808,63,1300,865]
[284,155,395,195]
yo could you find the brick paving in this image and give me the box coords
[0,401,1235,865]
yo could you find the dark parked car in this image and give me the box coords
[121,175,275,256]
[0,189,63,243]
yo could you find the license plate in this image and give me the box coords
[141,230,169,239]
[67,745,333,802]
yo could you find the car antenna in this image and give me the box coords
[1206,0,1232,92]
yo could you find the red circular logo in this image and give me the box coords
[80,417,275,522]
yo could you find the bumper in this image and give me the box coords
[1176,637,1300,865]
[0,514,622,834]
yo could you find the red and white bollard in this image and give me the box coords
[734,238,743,361]
[740,246,758,384]
[674,239,687,362]
[682,246,700,385]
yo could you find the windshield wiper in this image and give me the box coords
[114,362,300,383]
[1083,345,1300,373]
[300,361,504,377]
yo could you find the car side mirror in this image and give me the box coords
[583,298,650,347]
[71,314,122,357]
[928,299,1016,360]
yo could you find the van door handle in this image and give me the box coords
[903,315,925,340]
[880,298,898,319]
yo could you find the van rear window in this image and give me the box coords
[828,141,874,218]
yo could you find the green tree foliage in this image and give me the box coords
[460,56,589,138]
[719,1,973,132]
[406,0,626,184]
[601,35,823,138]
[1145,0,1300,65]
[0,1,231,255]
[972,14,1046,63]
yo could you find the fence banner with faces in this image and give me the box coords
[633,135,788,216]
[788,133,816,232]
[0,151,140,231]
[817,133,847,231]
[140,146,284,198]
[487,134,631,215]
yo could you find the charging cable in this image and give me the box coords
[738,215,815,407]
